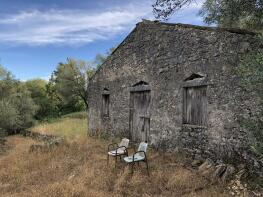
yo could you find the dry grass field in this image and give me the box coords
[0,115,230,197]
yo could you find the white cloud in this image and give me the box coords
[0,0,205,46]
[0,1,153,46]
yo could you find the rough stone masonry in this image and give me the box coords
[88,20,262,171]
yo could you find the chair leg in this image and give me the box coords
[131,162,134,174]
[115,156,117,168]
[145,160,149,176]
[120,155,124,163]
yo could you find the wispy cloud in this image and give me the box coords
[0,2,153,46]
[0,0,205,46]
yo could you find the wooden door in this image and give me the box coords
[130,90,150,142]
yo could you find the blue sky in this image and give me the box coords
[0,0,205,80]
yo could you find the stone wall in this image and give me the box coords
[88,20,262,169]
[22,130,63,145]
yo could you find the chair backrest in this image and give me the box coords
[119,138,129,148]
[137,142,148,154]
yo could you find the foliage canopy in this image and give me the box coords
[153,0,263,31]
[237,49,263,158]
[51,58,95,111]
[0,65,37,134]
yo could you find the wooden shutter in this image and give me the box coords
[183,86,207,126]
[102,94,109,117]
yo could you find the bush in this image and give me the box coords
[0,99,20,134]
[237,49,263,99]
[0,91,37,134]
[241,118,263,158]
[13,89,38,131]
[0,66,37,134]
[237,49,263,158]
[0,129,6,137]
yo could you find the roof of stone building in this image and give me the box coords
[90,20,258,80]
[110,20,257,58]
[141,20,257,36]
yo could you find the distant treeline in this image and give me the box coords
[0,48,114,135]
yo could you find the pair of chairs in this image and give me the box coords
[107,138,149,175]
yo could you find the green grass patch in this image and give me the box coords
[62,111,87,119]
[30,115,88,139]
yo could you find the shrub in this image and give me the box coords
[0,67,37,134]
[12,89,38,131]
[0,99,20,134]
[241,118,263,158]
[237,49,263,158]
[0,91,37,134]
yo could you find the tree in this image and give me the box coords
[0,65,17,99]
[93,54,107,70]
[0,66,8,79]
[153,0,263,31]
[0,99,19,135]
[0,65,37,134]
[24,79,56,120]
[46,48,114,115]
[45,74,62,118]
[12,85,37,131]
[153,0,194,20]
[199,0,263,31]
[93,47,116,69]
[52,58,95,111]
[237,49,263,100]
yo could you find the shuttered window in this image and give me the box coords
[102,89,110,117]
[183,85,207,126]
[102,94,109,117]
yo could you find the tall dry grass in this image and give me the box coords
[0,117,230,196]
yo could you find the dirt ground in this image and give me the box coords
[0,135,234,197]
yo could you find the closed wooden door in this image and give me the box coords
[130,90,150,142]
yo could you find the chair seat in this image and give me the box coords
[124,154,145,163]
[108,149,125,156]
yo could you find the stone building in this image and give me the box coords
[88,20,261,164]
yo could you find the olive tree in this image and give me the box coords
[153,0,263,31]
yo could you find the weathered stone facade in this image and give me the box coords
[88,20,262,168]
